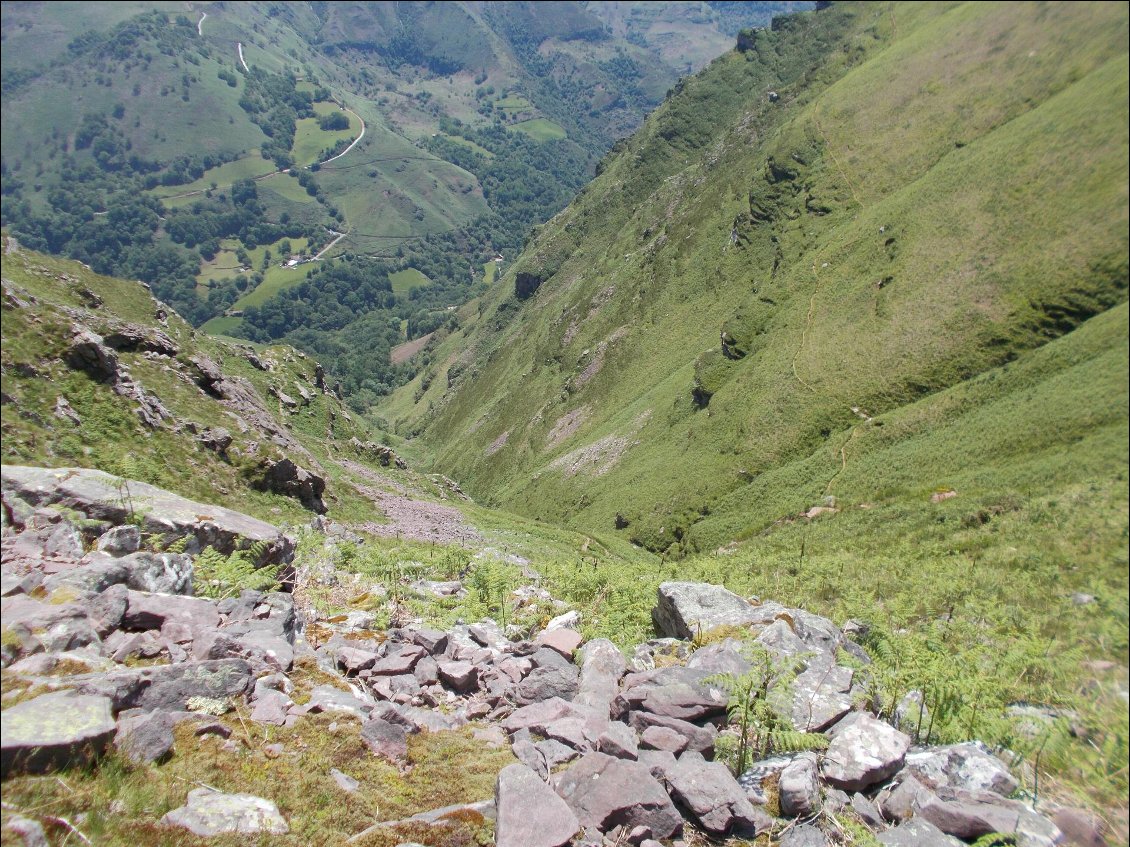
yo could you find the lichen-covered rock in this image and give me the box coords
[877,817,963,847]
[653,582,762,639]
[0,595,100,660]
[1,691,116,776]
[161,788,288,835]
[70,658,253,712]
[913,786,1063,847]
[821,713,910,791]
[780,825,830,847]
[903,741,1019,796]
[791,663,854,731]
[119,551,194,594]
[96,524,141,556]
[1,465,294,567]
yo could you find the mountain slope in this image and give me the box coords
[383,1,1128,556]
[1,0,814,404]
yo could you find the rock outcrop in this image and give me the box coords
[2,465,294,566]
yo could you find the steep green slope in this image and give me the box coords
[385,1,1128,557]
[0,232,650,576]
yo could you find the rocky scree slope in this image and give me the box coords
[0,474,1083,845]
[384,1,1129,556]
[0,232,406,523]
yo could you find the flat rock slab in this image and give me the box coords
[1,691,116,776]
[72,658,253,712]
[877,817,964,847]
[495,763,580,847]
[161,788,288,835]
[536,627,583,659]
[554,751,682,840]
[1,465,294,566]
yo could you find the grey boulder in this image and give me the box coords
[778,752,822,818]
[877,817,964,846]
[96,524,141,556]
[1,465,294,566]
[903,741,1019,796]
[652,581,762,639]
[619,666,728,721]
[913,786,1063,847]
[573,638,626,715]
[514,664,580,705]
[115,710,176,764]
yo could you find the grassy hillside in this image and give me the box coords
[385,1,1128,554]
[369,0,1130,810]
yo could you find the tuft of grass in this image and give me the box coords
[0,713,513,846]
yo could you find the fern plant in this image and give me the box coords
[193,542,278,599]
[468,560,515,628]
[707,644,828,775]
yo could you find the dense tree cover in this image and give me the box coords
[428,121,590,243]
[317,111,351,131]
[241,257,397,339]
[164,180,309,253]
[238,69,317,169]
[287,310,407,407]
[0,150,205,317]
[0,136,327,325]
[239,257,418,404]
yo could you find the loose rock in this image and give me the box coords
[495,763,581,847]
[161,788,289,835]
